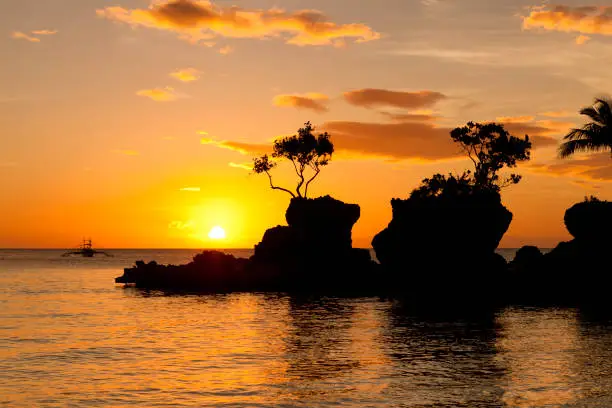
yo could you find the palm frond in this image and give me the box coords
[559,139,610,158]
[595,98,612,125]
[563,127,597,141]
[580,106,604,125]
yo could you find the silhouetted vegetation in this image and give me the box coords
[371,121,530,305]
[450,121,532,191]
[408,122,531,202]
[559,98,612,158]
[253,122,333,198]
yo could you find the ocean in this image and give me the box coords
[1,248,611,407]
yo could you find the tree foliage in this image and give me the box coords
[410,122,532,199]
[410,172,475,200]
[450,122,531,191]
[559,98,612,159]
[253,122,334,198]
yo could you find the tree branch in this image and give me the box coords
[295,163,306,197]
[304,167,320,198]
[266,170,295,198]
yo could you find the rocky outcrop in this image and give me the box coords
[115,251,251,291]
[564,199,612,242]
[116,196,377,293]
[251,196,376,291]
[253,196,360,263]
[509,199,612,305]
[372,189,511,302]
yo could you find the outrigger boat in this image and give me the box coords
[62,239,112,257]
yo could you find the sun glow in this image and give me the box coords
[208,226,226,240]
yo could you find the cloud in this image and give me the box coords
[199,115,560,162]
[493,116,573,148]
[136,87,180,101]
[529,153,612,181]
[11,32,41,43]
[169,220,195,230]
[229,162,252,170]
[97,0,381,47]
[344,89,447,110]
[322,117,559,161]
[114,150,140,156]
[523,6,612,37]
[201,138,269,155]
[179,187,201,192]
[540,110,574,118]
[380,112,438,122]
[219,45,234,55]
[11,30,57,43]
[272,93,329,112]
[576,34,591,45]
[496,115,536,123]
[170,68,201,82]
[321,120,460,161]
[31,30,58,36]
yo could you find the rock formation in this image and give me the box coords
[250,195,376,291]
[116,195,377,293]
[509,198,612,305]
[372,188,511,302]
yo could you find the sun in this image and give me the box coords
[208,226,226,240]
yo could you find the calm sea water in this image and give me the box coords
[2,249,611,407]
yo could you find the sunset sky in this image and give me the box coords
[2,0,612,249]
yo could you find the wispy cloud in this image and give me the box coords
[11,32,40,43]
[575,34,591,45]
[136,87,181,101]
[96,0,380,47]
[272,93,329,112]
[201,138,269,155]
[179,187,201,192]
[169,220,195,231]
[540,110,574,118]
[496,115,536,124]
[219,45,234,55]
[31,30,58,36]
[529,153,612,181]
[229,162,252,170]
[11,29,58,43]
[169,68,201,82]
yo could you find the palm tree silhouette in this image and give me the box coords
[559,98,612,158]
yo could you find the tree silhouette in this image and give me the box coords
[410,172,476,199]
[253,122,334,198]
[450,122,532,191]
[559,98,612,158]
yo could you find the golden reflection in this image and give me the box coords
[496,308,580,407]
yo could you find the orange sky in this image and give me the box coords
[2,0,612,249]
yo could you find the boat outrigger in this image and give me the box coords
[62,239,112,257]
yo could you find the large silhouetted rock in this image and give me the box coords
[251,196,376,290]
[373,190,511,270]
[253,196,360,264]
[564,199,612,241]
[286,195,360,250]
[542,199,612,301]
[372,188,511,303]
[509,199,612,305]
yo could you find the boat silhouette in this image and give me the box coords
[62,239,112,257]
